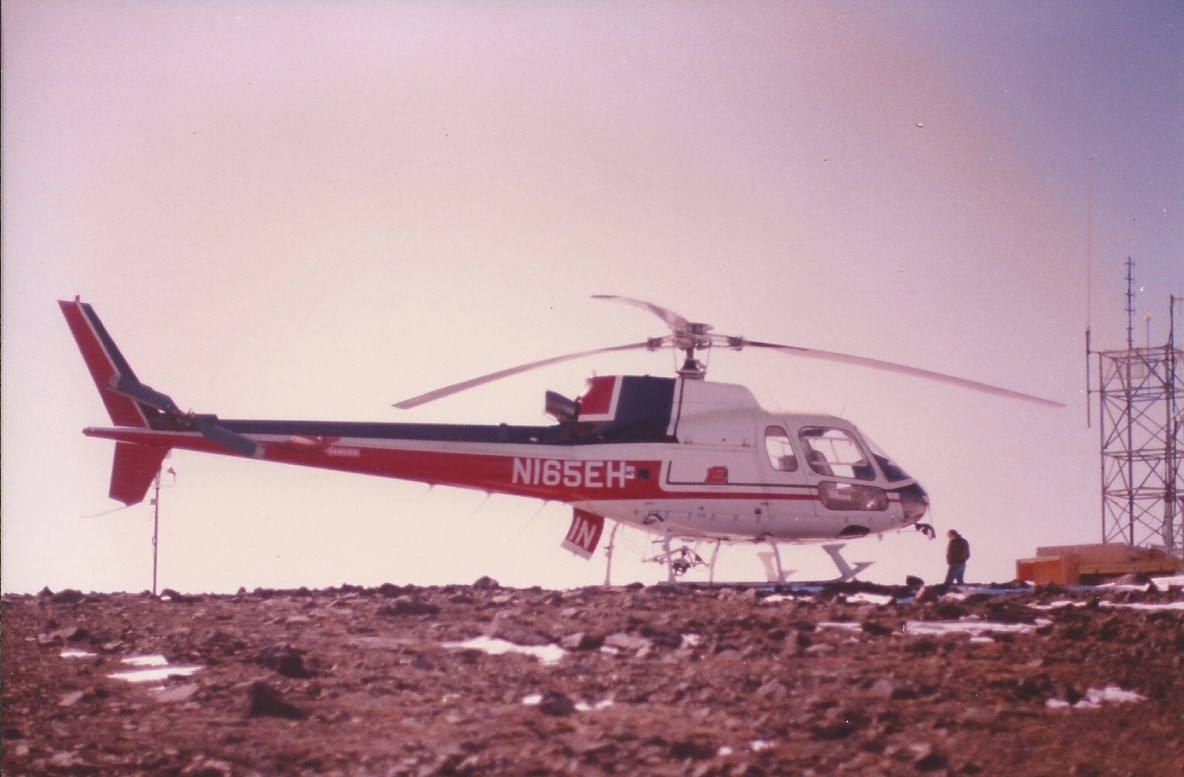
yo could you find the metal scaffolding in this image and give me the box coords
[1087,260,1183,554]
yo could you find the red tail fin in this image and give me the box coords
[110,443,170,505]
[62,298,173,505]
[59,297,156,428]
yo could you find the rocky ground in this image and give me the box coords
[3,578,1183,777]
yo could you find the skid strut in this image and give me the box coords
[822,543,874,581]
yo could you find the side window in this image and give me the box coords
[764,426,798,472]
[799,427,875,481]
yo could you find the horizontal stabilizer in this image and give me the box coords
[110,443,170,505]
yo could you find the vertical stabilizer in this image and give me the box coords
[110,443,170,505]
[59,298,158,428]
[61,298,174,505]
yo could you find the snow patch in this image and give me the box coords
[904,619,1049,638]
[446,636,565,665]
[844,592,895,605]
[1046,686,1146,710]
[60,649,97,659]
[108,655,202,683]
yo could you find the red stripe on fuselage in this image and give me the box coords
[83,428,831,504]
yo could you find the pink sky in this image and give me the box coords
[2,1,1181,593]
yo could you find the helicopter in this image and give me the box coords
[60,295,1062,583]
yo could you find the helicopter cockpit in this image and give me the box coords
[760,420,927,523]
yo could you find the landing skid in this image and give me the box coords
[756,538,796,584]
[822,543,874,582]
[609,529,873,586]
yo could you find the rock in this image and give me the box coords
[48,751,92,771]
[257,644,314,678]
[154,683,201,703]
[911,742,949,772]
[603,632,653,654]
[486,611,550,646]
[59,690,87,707]
[956,706,997,726]
[914,585,941,604]
[377,582,406,597]
[181,755,235,777]
[559,632,604,651]
[934,600,967,620]
[861,620,894,637]
[868,678,898,699]
[38,626,88,645]
[247,681,309,720]
[50,589,85,605]
[472,576,500,590]
[669,739,714,759]
[756,679,788,699]
[537,691,575,717]
[159,588,200,603]
[984,600,1037,624]
[377,597,441,617]
[810,710,861,740]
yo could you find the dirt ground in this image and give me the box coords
[3,578,1182,777]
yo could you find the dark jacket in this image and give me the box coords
[947,534,970,565]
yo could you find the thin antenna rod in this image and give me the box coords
[1125,258,1135,350]
[1085,161,1094,427]
[1087,159,1094,330]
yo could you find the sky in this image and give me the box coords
[2,1,1181,594]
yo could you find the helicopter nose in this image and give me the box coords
[898,483,929,523]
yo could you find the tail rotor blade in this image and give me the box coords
[108,375,181,414]
[193,415,263,458]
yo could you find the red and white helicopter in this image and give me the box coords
[61,296,1061,583]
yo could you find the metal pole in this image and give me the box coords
[1098,349,1106,542]
[151,469,161,595]
[1085,328,1092,427]
[602,522,620,587]
[1168,296,1180,551]
[149,465,175,595]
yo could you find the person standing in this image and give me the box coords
[945,529,970,585]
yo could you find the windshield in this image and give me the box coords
[862,434,913,483]
[798,427,875,481]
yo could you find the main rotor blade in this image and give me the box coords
[392,341,660,410]
[745,340,1065,408]
[592,295,691,334]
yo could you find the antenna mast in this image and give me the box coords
[1088,264,1184,554]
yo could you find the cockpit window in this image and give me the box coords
[799,427,875,481]
[764,426,798,472]
[863,434,913,483]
